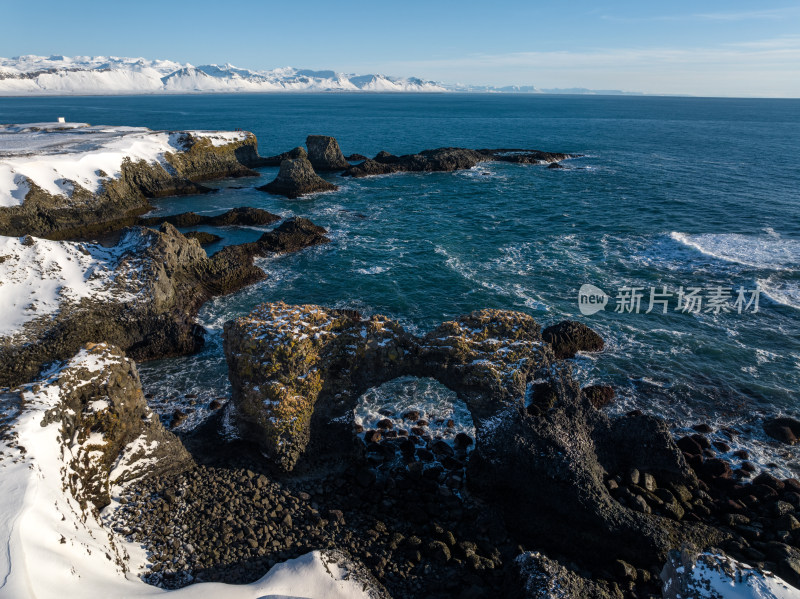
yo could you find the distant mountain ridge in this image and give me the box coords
[0,55,641,96]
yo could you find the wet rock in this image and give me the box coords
[183,231,222,245]
[259,146,308,166]
[542,320,605,360]
[257,156,337,199]
[547,162,565,169]
[583,385,615,409]
[139,206,280,228]
[306,135,350,171]
[345,153,367,162]
[343,147,577,178]
[764,417,800,445]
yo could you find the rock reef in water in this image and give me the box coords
[306,135,351,171]
[0,219,329,388]
[138,206,281,228]
[542,319,605,359]
[257,156,338,199]
[0,126,269,240]
[343,147,578,178]
[223,304,719,571]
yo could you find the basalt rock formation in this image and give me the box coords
[542,319,605,359]
[259,146,308,167]
[257,156,338,199]
[0,132,267,240]
[138,206,281,228]
[0,219,329,388]
[223,304,721,573]
[306,135,351,171]
[343,147,578,178]
[9,343,193,511]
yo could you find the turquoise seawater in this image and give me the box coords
[2,94,799,467]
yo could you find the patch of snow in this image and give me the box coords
[0,349,378,599]
[662,552,800,599]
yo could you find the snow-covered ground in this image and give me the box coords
[662,551,800,599]
[0,122,249,207]
[0,55,448,95]
[0,231,151,338]
[0,345,378,599]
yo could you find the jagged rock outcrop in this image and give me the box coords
[223,302,720,572]
[306,135,350,171]
[10,342,192,510]
[257,156,338,199]
[0,219,329,387]
[0,131,268,240]
[138,206,280,228]
[509,552,623,599]
[343,147,578,178]
[542,320,605,359]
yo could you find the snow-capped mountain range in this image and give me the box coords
[0,55,643,96]
[0,55,450,95]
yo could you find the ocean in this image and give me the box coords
[2,93,799,472]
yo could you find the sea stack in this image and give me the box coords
[257,155,338,199]
[306,135,351,171]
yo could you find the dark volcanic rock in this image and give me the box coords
[512,552,623,599]
[542,320,605,360]
[258,146,308,167]
[547,162,565,169]
[345,153,367,162]
[764,416,800,445]
[223,303,721,572]
[140,206,281,228]
[257,157,338,199]
[343,147,578,178]
[183,231,222,245]
[306,135,350,171]
[583,385,616,409]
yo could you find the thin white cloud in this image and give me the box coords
[601,6,800,23]
[349,40,800,97]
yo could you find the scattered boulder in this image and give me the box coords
[346,153,367,162]
[583,385,615,409]
[547,162,565,169]
[257,157,338,199]
[542,320,605,360]
[764,417,800,445]
[306,135,350,171]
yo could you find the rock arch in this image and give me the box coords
[223,302,725,570]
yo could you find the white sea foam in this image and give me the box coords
[670,232,800,270]
[757,278,800,310]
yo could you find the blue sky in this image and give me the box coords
[2,0,799,96]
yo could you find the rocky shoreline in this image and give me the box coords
[1,124,799,599]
